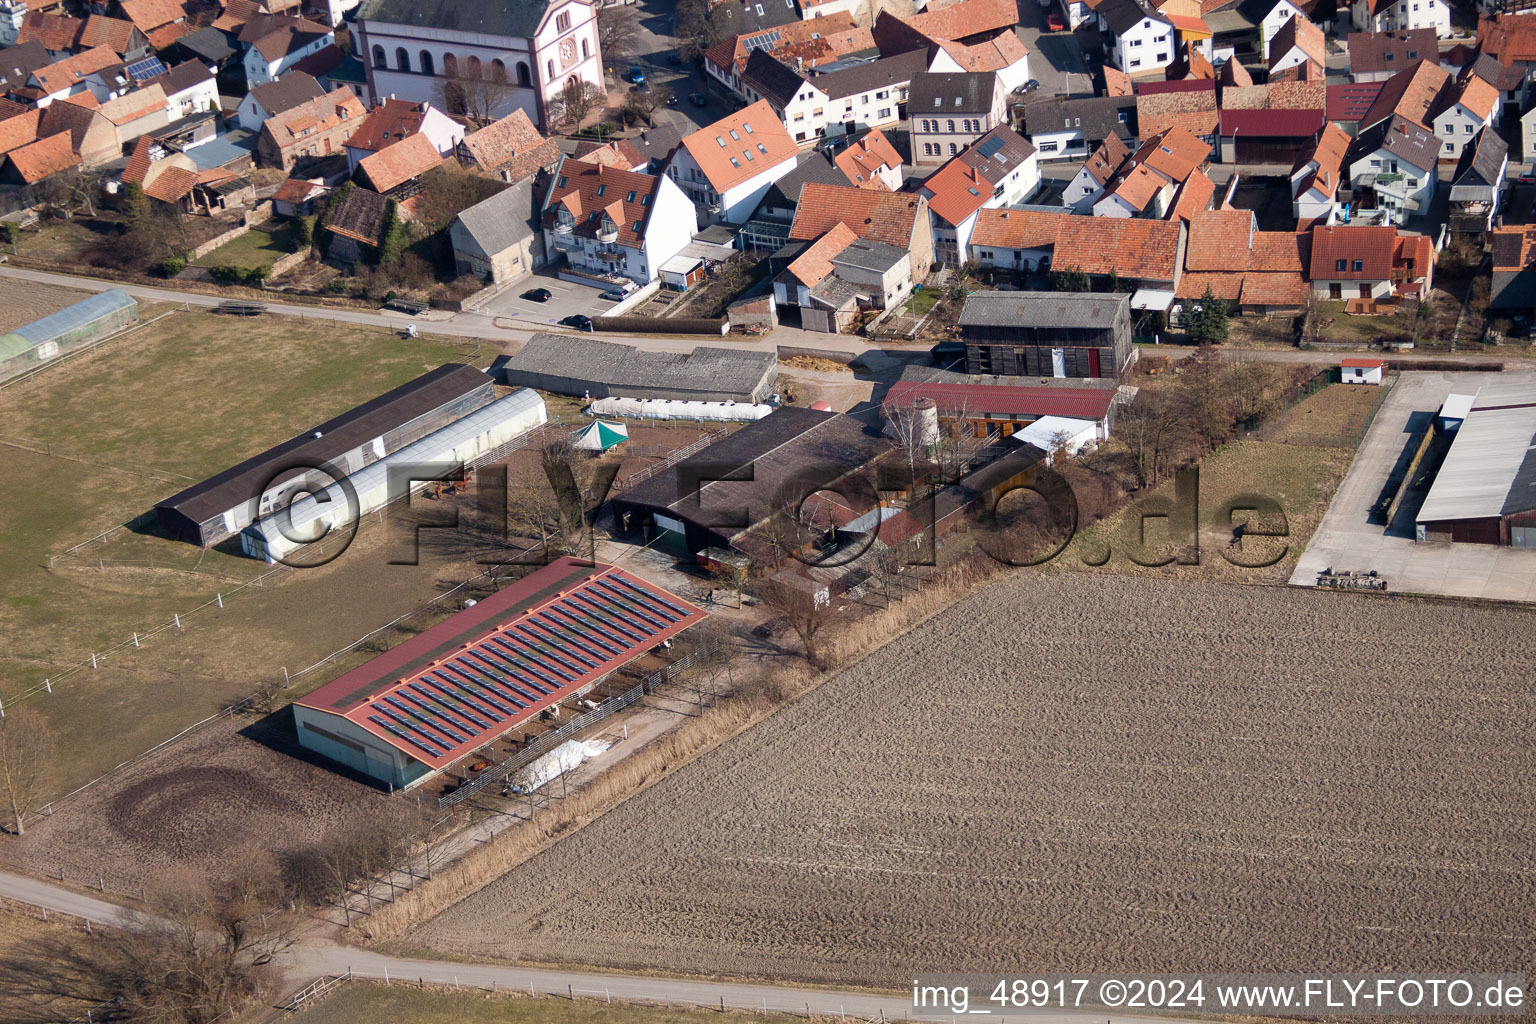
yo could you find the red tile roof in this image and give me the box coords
[922,159,996,225]
[461,108,560,181]
[1185,207,1255,271]
[543,159,661,248]
[834,128,901,188]
[1327,80,1383,122]
[679,99,797,193]
[264,85,364,148]
[344,97,430,154]
[969,207,1069,249]
[1237,271,1307,306]
[1133,125,1209,181]
[1052,216,1181,280]
[0,109,43,158]
[273,176,325,203]
[1136,83,1217,137]
[357,131,442,193]
[790,183,927,247]
[1477,13,1536,65]
[30,44,117,94]
[785,222,859,287]
[1293,122,1351,200]
[1217,107,1323,136]
[1308,224,1398,279]
[1359,59,1451,130]
[906,0,1019,40]
[1454,75,1499,121]
[1341,357,1388,368]
[4,129,75,182]
[1168,167,1215,222]
[118,0,184,32]
[1269,14,1324,67]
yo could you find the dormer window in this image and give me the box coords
[588,212,598,221]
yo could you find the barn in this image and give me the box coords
[292,557,707,790]
[1416,382,1536,546]
[493,334,779,404]
[0,289,137,383]
[156,364,496,547]
[242,388,547,562]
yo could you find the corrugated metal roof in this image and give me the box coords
[1417,381,1536,524]
[8,288,135,347]
[958,290,1130,327]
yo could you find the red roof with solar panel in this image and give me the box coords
[296,557,706,770]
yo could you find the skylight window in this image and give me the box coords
[626,190,636,201]
[745,149,755,160]
[757,143,767,153]
[716,135,726,147]
[730,129,741,140]
[744,122,754,133]
[730,157,741,167]
[557,176,567,186]
[596,184,606,196]
[954,97,962,106]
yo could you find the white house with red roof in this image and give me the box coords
[343,97,463,172]
[666,99,799,226]
[918,124,1039,265]
[542,153,695,288]
[1350,0,1449,37]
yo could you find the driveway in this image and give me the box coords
[479,270,618,327]
[1014,0,1094,99]
[1290,370,1536,602]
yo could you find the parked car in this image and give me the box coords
[627,65,645,84]
[559,313,594,330]
[689,91,707,107]
[599,289,627,301]
[522,287,552,302]
[1046,11,1065,30]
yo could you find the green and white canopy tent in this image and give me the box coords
[571,420,629,451]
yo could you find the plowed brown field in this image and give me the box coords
[411,574,1536,986]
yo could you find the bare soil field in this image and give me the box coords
[0,279,90,334]
[409,574,1536,985]
[1257,383,1385,448]
[5,713,404,893]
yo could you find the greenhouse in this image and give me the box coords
[0,289,137,383]
[585,397,774,422]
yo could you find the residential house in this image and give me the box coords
[1488,225,1536,314]
[457,107,561,182]
[1258,0,1308,56]
[1166,12,1215,62]
[142,59,216,119]
[834,128,903,189]
[1350,0,1450,37]
[703,12,873,93]
[541,154,694,289]
[1063,133,1131,210]
[968,207,1070,272]
[241,14,334,87]
[666,99,799,226]
[737,48,830,143]
[810,49,928,141]
[256,84,364,171]
[1431,72,1499,162]
[1097,0,1175,77]
[0,40,51,96]
[956,290,1134,379]
[881,0,1020,47]
[1174,208,1310,318]
[1477,14,1536,83]
[94,83,171,147]
[18,12,147,60]
[235,70,326,132]
[271,176,327,215]
[788,181,935,276]
[1345,115,1439,222]
[1451,51,1527,114]
[355,131,442,196]
[115,0,189,50]
[1447,126,1507,236]
[450,175,542,286]
[1267,13,1324,72]
[356,0,602,130]
[1291,122,1352,222]
[743,138,890,249]
[343,98,463,172]
[1308,223,1434,299]
[28,45,120,106]
[918,125,1038,264]
[1020,93,1136,160]
[871,1,1030,92]
[773,222,914,332]
[1349,28,1437,81]
[1134,79,1217,143]
[908,71,1005,165]
[1090,125,1210,218]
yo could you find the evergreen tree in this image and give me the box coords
[1185,285,1230,346]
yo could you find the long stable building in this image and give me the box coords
[157,364,496,547]
[294,557,707,790]
[1416,382,1536,546]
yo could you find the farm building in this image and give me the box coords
[1340,358,1387,384]
[242,388,548,562]
[494,334,778,404]
[957,291,1134,380]
[612,407,887,557]
[1416,382,1536,546]
[0,288,137,383]
[156,364,496,547]
[882,378,1118,441]
[292,556,707,790]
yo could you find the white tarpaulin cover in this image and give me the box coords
[506,739,612,794]
[1131,288,1175,311]
[585,397,774,421]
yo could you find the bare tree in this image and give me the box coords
[0,707,54,835]
[862,541,905,607]
[623,84,671,127]
[752,572,834,669]
[598,4,641,64]
[436,62,514,125]
[506,463,565,559]
[1116,389,1191,487]
[550,79,606,129]
[707,557,748,607]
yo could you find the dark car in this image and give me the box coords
[522,287,552,302]
[690,91,707,107]
[559,314,594,330]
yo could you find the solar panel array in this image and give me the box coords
[125,56,167,82]
[358,571,698,765]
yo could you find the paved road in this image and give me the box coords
[0,864,1220,1024]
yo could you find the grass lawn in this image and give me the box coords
[900,287,941,317]
[0,309,496,794]
[191,223,296,271]
[1311,300,1410,345]
[292,985,814,1024]
[1047,439,1353,586]
[1257,381,1387,449]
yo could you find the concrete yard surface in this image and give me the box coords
[1291,370,1536,601]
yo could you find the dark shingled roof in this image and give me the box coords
[741,47,808,110]
[1450,125,1508,196]
[958,290,1131,327]
[358,0,554,34]
[326,186,389,244]
[1349,113,1439,172]
[762,147,861,210]
[909,71,998,114]
[499,334,778,399]
[1021,94,1136,140]
[1096,0,1169,34]
[812,48,928,100]
[154,364,493,525]
[248,70,325,117]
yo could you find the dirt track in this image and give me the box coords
[411,573,1536,985]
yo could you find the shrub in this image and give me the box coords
[156,255,187,277]
[291,215,314,251]
[326,278,347,293]
[0,222,17,244]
